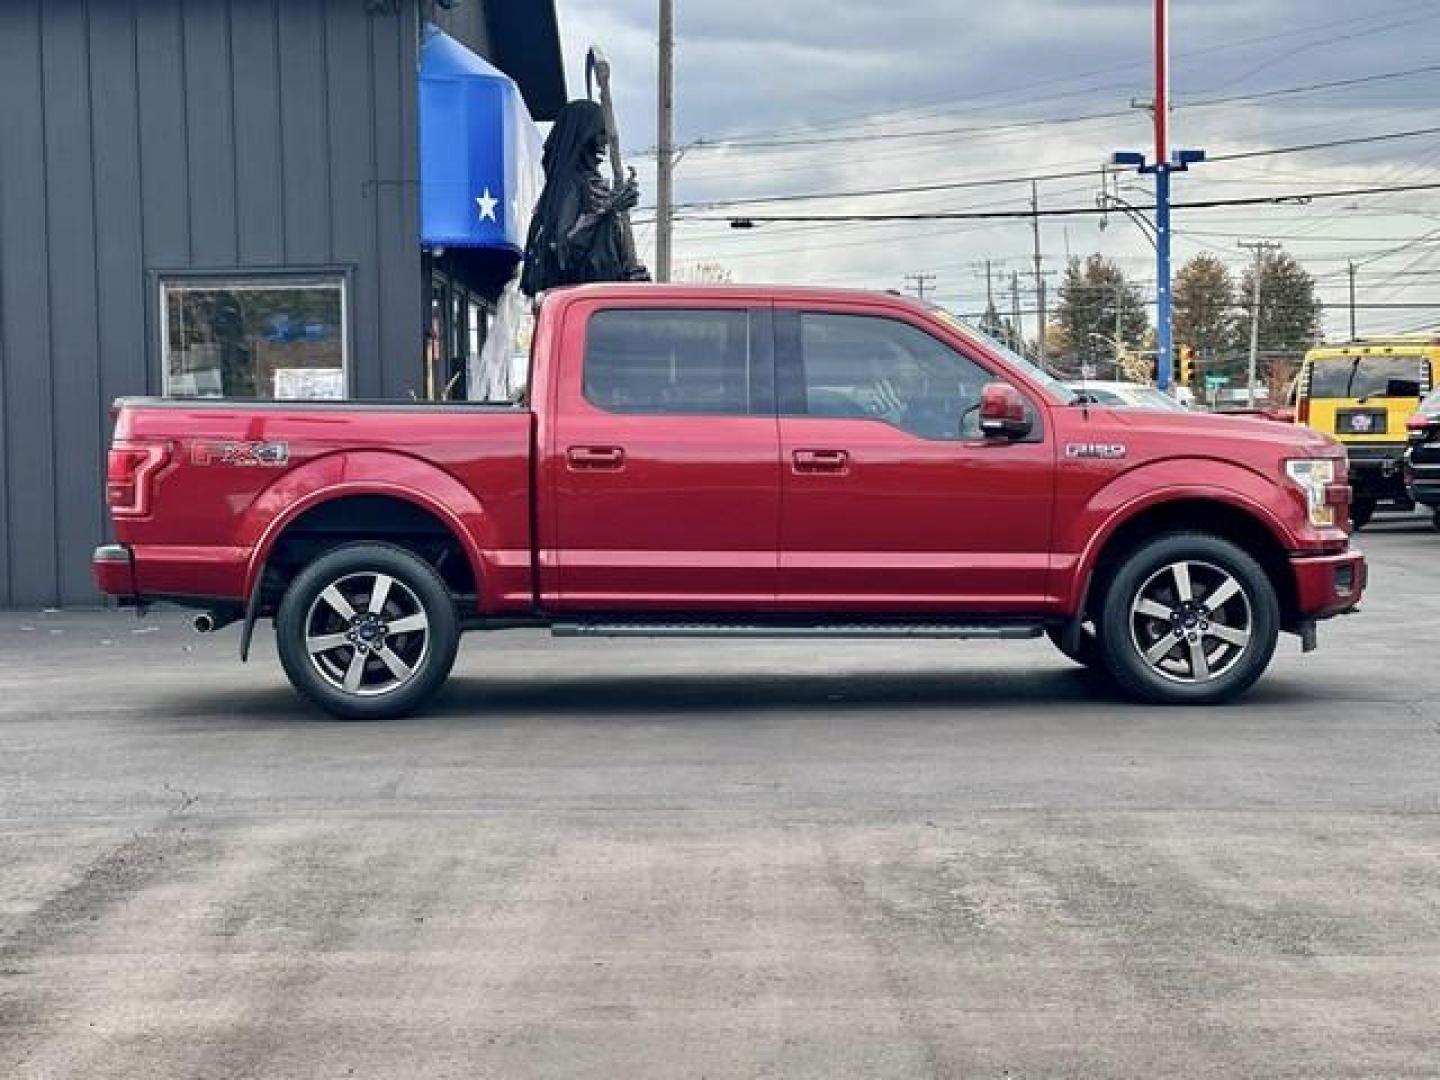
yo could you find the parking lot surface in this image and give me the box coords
[2,519,1438,1078]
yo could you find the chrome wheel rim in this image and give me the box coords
[304,572,430,697]
[1128,559,1252,685]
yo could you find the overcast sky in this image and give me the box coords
[555,0,1440,339]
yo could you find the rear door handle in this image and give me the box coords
[566,445,626,470]
[792,449,849,474]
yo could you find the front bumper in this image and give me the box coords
[1405,452,1440,508]
[1291,548,1366,621]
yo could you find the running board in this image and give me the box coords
[550,620,1045,641]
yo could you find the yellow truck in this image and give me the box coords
[1296,335,1438,528]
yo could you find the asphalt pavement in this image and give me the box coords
[2,519,1438,1078]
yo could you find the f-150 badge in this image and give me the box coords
[191,441,289,467]
[1065,443,1127,459]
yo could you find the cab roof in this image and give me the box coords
[540,281,936,315]
[1309,333,1440,358]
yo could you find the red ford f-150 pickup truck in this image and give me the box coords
[96,284,1364,719]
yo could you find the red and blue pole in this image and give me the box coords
[1153,0,1174,392]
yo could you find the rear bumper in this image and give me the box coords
[1291,549,1366,620]
[93,543,249,604]
[92,544,139,601]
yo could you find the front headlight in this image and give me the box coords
[1286,458,1338,527]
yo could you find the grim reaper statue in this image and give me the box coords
[520,100,650,296]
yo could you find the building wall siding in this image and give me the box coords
[0,0,425,606]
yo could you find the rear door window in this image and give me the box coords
[583,308,770,415]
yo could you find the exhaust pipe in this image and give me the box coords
[193,613,217,634]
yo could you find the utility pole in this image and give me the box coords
[655,0,675,282]
[1031,181,1046,367]
[1347,260,1358,339]
[1010,271,1023,353]
[903,273,936,302]
[1240,240,1278,408]
[983,259,995,310]
[1114,284,1125,378]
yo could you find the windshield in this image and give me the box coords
[1308,355,1428,400]
[927,306,1078,403]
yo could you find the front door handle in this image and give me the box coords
[566,445,626,470]
[792,448,849,474]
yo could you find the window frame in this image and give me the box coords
[579,305,775,418]
[1305,354,1429,401]
[775,307,1044,443]
[155,269,352,400]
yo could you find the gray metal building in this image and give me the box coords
[0,0,564,606]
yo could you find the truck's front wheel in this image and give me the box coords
[275,542,460,720]
[1099,533,1279,705]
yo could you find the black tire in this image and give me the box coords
[1431,508,1440,534]
[1046,623,1103,669]
[275,542,460,720]
[1098,532,1279,705]
[1350,498,1375,531]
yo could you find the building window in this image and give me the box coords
[161,276,349,400]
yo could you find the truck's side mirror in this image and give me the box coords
[979,382,1032,440]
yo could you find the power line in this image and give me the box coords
[661,125,1440,214]
[702,180,1440,225]
[667,63,1440,153]
[1211,126,1440,166]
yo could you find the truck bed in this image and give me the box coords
[107,397,535,608]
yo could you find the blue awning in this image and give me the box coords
[419,25,543,255]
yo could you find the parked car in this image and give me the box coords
[97,284,1364,719]
[1067,381,1189,411]
[1296,336,1438,528]
[1404,387,1440,531]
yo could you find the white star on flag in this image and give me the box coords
[476,188,498,222]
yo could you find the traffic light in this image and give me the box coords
[1178,345,1196,387]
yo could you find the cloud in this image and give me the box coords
[553,0,1440,337]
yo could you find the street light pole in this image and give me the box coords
[1152,0,1175,393]
[1111,0,1201,395]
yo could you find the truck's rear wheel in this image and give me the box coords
[275,542,460,720]
[1098,533,1278,705]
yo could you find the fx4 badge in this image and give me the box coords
[191,441,289,467]
[1066,443,1127,460]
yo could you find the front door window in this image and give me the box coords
[790,312,992,439]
